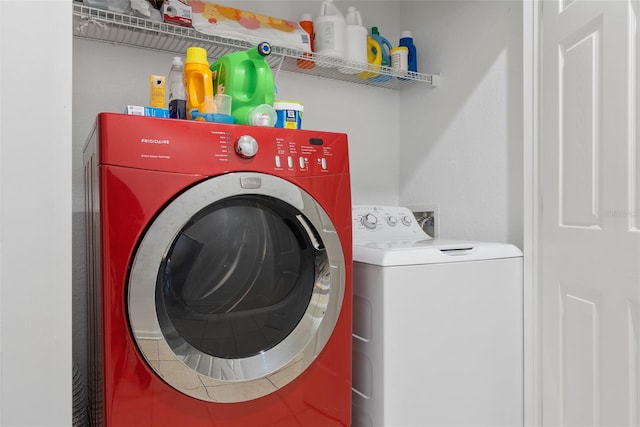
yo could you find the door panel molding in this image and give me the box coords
[631,0,640,231]
[629,301,639,425]
[559,17,603,229]
[560,283,602,426]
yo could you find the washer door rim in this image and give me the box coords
[127,172,346,403]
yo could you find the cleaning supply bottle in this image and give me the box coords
[356,36,382,79]
[210,42,275,125]
[399,30,418,73]
[167,56,187,119]
[184,47,214,120]
[297,13,315,70]
[340,6,367,74]
[314,0,346,60]
[371,27,392,67]
[368,26,392,82]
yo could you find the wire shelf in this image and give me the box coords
[72,3,440,90]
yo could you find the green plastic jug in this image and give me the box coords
[210,42,275,125]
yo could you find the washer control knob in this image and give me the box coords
[235,135,259,158]
[362,213,378,229]
[401,215,413,226]
[386,216,398,226]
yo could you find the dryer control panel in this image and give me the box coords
[93,113,350,177]
[352,205,432,243]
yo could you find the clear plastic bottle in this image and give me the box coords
[167,56,186,119]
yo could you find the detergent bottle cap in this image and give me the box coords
[401,30,413,39]
[171,56,183,67]
[186,47,209,65]
[301,13,313,21]
[256,41,272,57]
[372,26,380,35]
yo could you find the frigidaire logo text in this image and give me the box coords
[240,177,262,189]
[141,138,170,144]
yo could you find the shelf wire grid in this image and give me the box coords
[72,3,439,90]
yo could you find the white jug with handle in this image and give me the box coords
[339,6,368,74]
[314,0,346,64]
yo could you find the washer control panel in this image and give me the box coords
[352,205,431,242]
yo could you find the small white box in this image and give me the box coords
[126,105,146,116]
[162,0,192,27]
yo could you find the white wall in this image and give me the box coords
[399,1,524,248]
[0,1,72,425]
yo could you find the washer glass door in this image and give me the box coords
[128,173,345,403]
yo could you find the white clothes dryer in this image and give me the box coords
[351,205,523,427]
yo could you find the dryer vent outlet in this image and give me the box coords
[409,205,438,238]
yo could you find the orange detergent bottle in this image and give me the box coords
[184,47,215,120]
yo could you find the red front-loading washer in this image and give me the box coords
[83,113,352,426]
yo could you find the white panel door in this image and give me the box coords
[541,0,640,425]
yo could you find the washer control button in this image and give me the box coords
[362,213,378,229]
[321,158,327,170]
[287,156,294,168]
[386,216,398,226]
[275,155,281,168]
[401,215,413,226]
[235,135,258,158]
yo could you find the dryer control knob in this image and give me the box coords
[235,135,259,158]
[362,213,378,229]
[401,215,413,226]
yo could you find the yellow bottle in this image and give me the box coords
[357,36,383,79]
[184,47,215,120]
[149,75,166,108]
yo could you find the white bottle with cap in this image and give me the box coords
[314,0,346,61]
[339,6,367,74]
